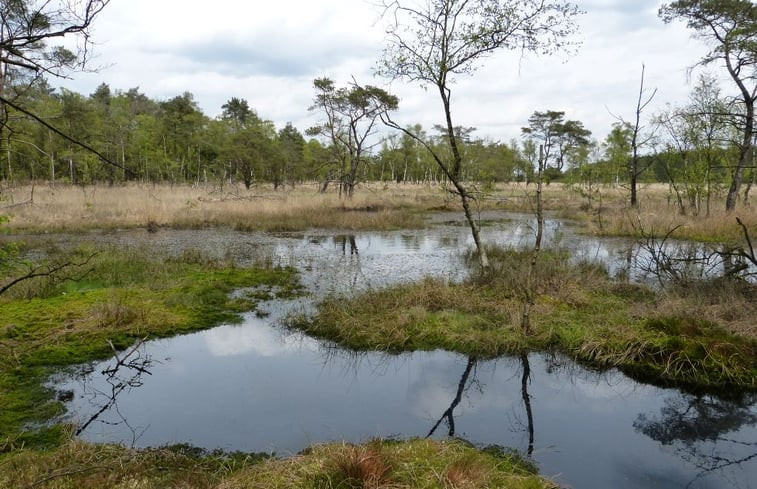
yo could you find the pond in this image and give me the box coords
[44,213,756,489]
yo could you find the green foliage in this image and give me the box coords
[521,110,593,174]
[653,73,734,215]
[660,0,757,211]
[308,77,398,196]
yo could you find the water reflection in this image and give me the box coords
[635,394,757,488]
[335,235,359,256]
[55,334,756,489]
[427,356,477,437]
[35,212,756,488]
[520,353,535,457]
[425,355,536,456]
[73,339,155,447]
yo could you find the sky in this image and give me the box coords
[56,0,721,144]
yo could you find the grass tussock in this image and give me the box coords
[296,248,757,390]
[0,440,268,489]
[219,439,554,489]
[0,246,301,449]
[0,438,553,489]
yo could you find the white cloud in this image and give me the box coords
[56,0,726,143]
[204,320,319,357]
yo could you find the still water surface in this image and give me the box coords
[47,213,756,489]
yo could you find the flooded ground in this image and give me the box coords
[39,212,756,488]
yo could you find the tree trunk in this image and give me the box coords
[439,85,489,268]
[724,60,755,211]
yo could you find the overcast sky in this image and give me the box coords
[57,0,720,144]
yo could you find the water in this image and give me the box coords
[42,213,756,488]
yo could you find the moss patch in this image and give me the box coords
[0,247,301,450]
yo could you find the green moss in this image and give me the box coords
[0,248,301,450]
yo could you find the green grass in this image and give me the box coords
[223,438,554,489]
[0,440,270,489]
[0,246,301,450]
[293,248,757,391]
[0,438,555,489]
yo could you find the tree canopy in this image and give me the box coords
[660,0,757,211]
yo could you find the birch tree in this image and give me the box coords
[378,0,581,268]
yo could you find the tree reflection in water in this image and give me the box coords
[427,355,536,458]
[73,339,155,447]
[427,356,477,437]
[634,393,757,488]
[520,353,535,456]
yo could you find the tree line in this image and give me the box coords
[0,0,754,218]
[0,75,749,205]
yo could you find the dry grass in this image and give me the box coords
[2,181,755,241]
[0,182,441,233]
[0,438,554,489]
[653,279,757,338]
[0,440,259,489]
[484,182,757,242]
[219,439,554,489]
[590,206,757,243]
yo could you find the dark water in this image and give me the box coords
[43,213,756,489]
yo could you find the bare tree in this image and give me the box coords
[378,0,581,268]
[611,64,657,208]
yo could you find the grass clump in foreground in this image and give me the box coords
[221,438,553,489]
[0,441,268,489]
[0,245,301,450]
[295,247,757,390]
[0,438,554,489]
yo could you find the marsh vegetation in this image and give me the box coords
[0,182,755,488]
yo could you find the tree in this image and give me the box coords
[0,1,118,177]
[603,122,634,184]
[660,0,757,212]
[611,64,657,208]
[378,0,581,268]
[521,110,591,179]
[278,122,306,187]
[221,97,253,128]
[158,92,205,183]
[308,77,398,198]
[216,98,279,189]
[654,73,731,216]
